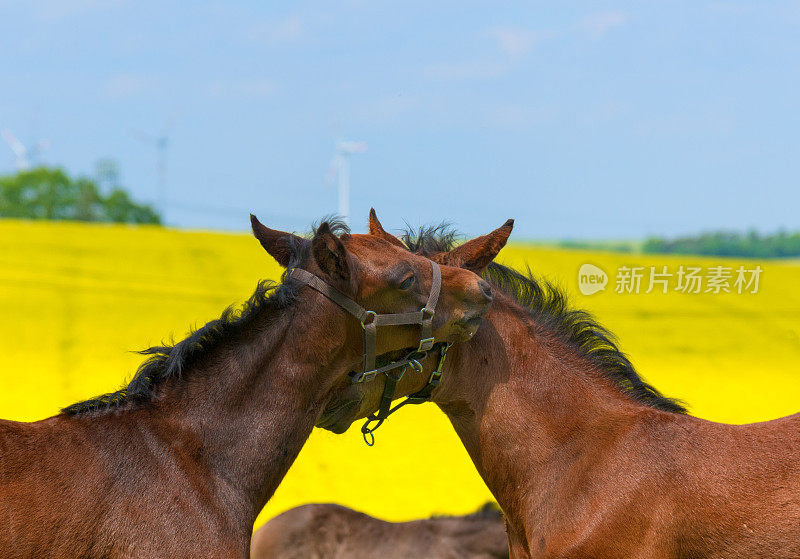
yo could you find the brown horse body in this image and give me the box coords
[345,215,800,559]
[0,218,495,558]
[0,301,326,558]
[250,503,509,559]
[438,294,800,559]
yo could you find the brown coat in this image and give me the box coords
[251,503,509,559]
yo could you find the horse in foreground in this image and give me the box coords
[250,502,509,559]
[330,211,800,559]
[0,215,500,558]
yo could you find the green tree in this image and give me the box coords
[0,167,161,224]
[643,229,800,258]
[104,188,161,224]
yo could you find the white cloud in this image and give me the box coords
[487,104,560,129]
[352,94,419,124]
[245,15,305,44]
[489,12,628,56]
[424,59,511,81]
[576,11,628,38]
[427,11,628,82]
[486,27,540,57]
[707,2,757,16]
[35,0,126,20]
[204,78,276,99]
[634,110,736,137]
[100,73,158,99]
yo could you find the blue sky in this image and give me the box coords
[0,1,798,239]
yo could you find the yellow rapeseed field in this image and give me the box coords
[1,219,799,528]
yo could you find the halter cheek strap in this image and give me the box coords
[289,260,441,379]
[288,260,450,445]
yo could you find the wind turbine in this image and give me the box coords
[133,114,176,221]
[326,139,368,226]
[1,128,50,170]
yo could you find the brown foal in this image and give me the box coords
[250,502,509,559]
[331,211,800,559]
[0,216,495,559]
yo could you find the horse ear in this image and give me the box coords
[312,222,351,281]
[446,219,514,273]
[250,214,304,268]
[368,208,406,249]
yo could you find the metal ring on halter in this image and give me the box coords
[362,428,376,446]
[404,350,427,363]
[360,310,377,327]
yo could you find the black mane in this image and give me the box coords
[403,225,687,414]
[63,218,350,416]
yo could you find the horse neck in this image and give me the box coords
[154,294,355,523]
[435,295,645,525]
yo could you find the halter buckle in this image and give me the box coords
[426,343,450,385]
[350,370,377,384]
[417,337,435,352]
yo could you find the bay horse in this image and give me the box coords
[328,210,800,559]
[0,215,500,559]
[250,502,508,559]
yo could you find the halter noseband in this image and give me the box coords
[288,260,451,445]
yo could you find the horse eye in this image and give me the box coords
[398,276,415,290]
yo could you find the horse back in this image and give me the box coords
[251,503,509,559]
[673,412,800,557]
[588,410,800,559]
[0,415,117,557]
[0,413,247,558]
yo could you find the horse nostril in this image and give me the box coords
[478,280,493,301]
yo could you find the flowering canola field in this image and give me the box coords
[1,219,799,528]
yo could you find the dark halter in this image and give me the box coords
[289,260,451,445]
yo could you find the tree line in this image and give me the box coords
[0,167,161,224]
[644,230,800,258]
